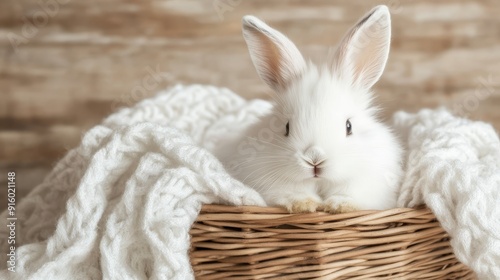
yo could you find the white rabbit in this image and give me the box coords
[215,5,403,213]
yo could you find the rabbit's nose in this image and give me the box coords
[304,146,326,164]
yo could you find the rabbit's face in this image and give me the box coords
[268,66,394,185]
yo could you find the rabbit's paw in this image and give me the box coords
[322,196,359,214]
[287,198,321,213]
[266,188,322,213]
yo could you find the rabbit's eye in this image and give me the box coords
[346,119,352,136]
[285,121,290,137]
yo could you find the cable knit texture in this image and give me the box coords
[1,85,499,279]
[395,109,500,279]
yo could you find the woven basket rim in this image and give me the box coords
[198,204,433,225]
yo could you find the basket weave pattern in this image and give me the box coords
[190,205,475,279]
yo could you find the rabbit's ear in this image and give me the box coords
[330,5,391,89]
[242,16,306,92]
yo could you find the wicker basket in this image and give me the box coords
[189,204,475,279]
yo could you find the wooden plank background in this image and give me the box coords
[1,0,500,209]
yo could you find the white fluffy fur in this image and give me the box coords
[216,6,402,212]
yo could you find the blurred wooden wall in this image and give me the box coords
[1,0,499,208]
